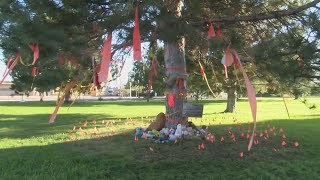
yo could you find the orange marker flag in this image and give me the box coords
[99,32,112,83]
[207,23,215,39]
[133,4,142,60]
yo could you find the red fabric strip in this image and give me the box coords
[207,23,216,39]
[2,56,12,77]
[99,32,112,83]
[0,53,20,85]
[133,5,142,61]
[29,43,39,65]
[200,64,205,80]
[232,49,257,151]
[216,28,223,39]
[147,57,158,92]
[59,54,64,65]
[31,67,38,77]
[224,65,228,79]
[49,77,78,123]
[225,47,232,67]
[168,93,175,107]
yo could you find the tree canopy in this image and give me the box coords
[0,0,319,116]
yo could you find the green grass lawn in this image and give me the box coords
[0,97,319,179]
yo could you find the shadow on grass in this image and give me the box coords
[0,99,167,107]
[0,116,320,179]
[0,113,145,139]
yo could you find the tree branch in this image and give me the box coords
[190,0,320,25]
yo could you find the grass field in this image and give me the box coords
[0,97,319,179]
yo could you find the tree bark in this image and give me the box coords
[64,90,71,103]
[164,39,188,128]
[225,82,237,113]
[162,0,187,129]
[40,92,44,102]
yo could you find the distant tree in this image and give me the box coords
[130,47,165,101]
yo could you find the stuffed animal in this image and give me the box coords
[135,127,142,136]
[147,112,166,131]
[175,124,182,138]
[169,134,177,141]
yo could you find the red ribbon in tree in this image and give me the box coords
[2,56,12,77]
[28,43,39,65]
[1,53,21,85]
[200,64,205,80]
[168,93,175,107]
[231,49,257,151]
[133,4,142,61]
[216,28,223,39]
[177,79,184,93]
[207,23,216,39]
[49,77,79,123]
[31,67,38,77]
[147,56,158,92]
[223,46,232,79]
[59,54,64,65]
[99,32,112,83]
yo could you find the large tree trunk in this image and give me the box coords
[164,39,188,128]
[225,82,237,113]
[162,0,187,129]
[64,90,71,103]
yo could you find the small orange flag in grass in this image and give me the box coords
[282,134,286,139]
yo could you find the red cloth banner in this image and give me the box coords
[0,53,21,85]
[31,67,38,77]
[168,93,175,107]
[28,43,39,65]
[231,49,257,151]
[49,77,78,123]
[2,56,12,77]
[147,56,158,92]
[207,23,216,39]
[99,32,112,83]
[200,64,205,80]
[133,5,142,60]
